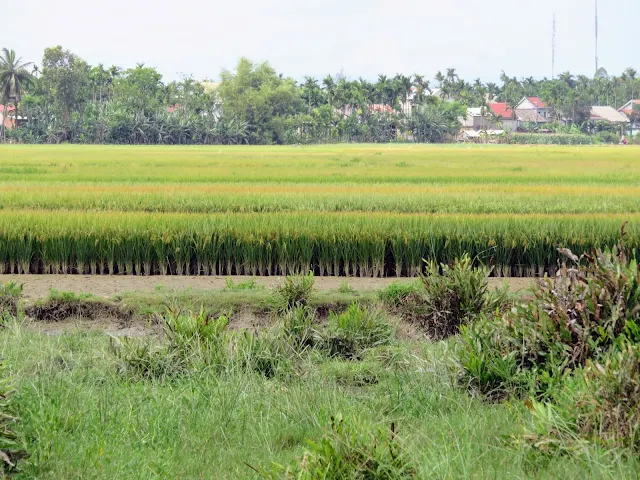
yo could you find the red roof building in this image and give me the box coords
[619,100,640,116]
[488,102,515,118]
[526,96,546,108]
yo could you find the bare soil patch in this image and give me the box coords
[0,275,532,299]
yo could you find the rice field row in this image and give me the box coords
[2,183,640,214]
[1,144,638,277]
[0,210,637,278]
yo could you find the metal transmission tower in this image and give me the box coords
[595,0,599,73]
[552,14,556,79]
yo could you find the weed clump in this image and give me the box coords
[377,281,420,309]
[460,241,640,398]
[0,282,23,318]
[224,278,263,291]
[25,290,134,322]
[112,308,229,379]
[325,303,395,359]
[271,272,315,313]
[261,415,415,479]
[382,256,508,340]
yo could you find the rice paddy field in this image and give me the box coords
[1,143,639,277]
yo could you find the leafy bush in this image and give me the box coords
[112,308,229,379]
[522,343,640,454]
[271,272,315,313]
[460,236,640,398]
[261,415,415,479]
[596,131,619,144]
[0,363,27,475]
[325,304,395,358]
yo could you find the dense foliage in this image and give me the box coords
[460,232,640,450]
[1,46,638,144]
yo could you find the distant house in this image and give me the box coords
[459,129,505,143]
[0,105,19,130]
[618,100,640,135]
[460,103,520,131]
[590,106,630,124]
[461,107,492,129]
[619,100,640,117]
[487,103,520,131]
[515,96,550,123]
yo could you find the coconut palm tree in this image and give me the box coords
[0,48,34,139]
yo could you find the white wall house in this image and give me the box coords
[619,100,640,136]
[514,96,551,123]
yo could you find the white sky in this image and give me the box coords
[4,0,638,82]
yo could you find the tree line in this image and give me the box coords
[1,46,638,145]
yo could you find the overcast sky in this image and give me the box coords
[4,0,638,82]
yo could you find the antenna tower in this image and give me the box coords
[595,0,599,73]
[552,14,556,79]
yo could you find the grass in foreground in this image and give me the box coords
[0,322,637,479]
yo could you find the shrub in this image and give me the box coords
[509,133,595,145]
[522,343,640,453]
[271,272,315,313]
[460,235,640,398]
[261,414,415,479]
[596,131,619,144]
[325,304,395,358]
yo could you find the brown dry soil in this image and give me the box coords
[0,275,533,299]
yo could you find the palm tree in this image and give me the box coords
[322,75,336,108]
[0,48,34,140]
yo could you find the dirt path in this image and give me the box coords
[0,275,534,299]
